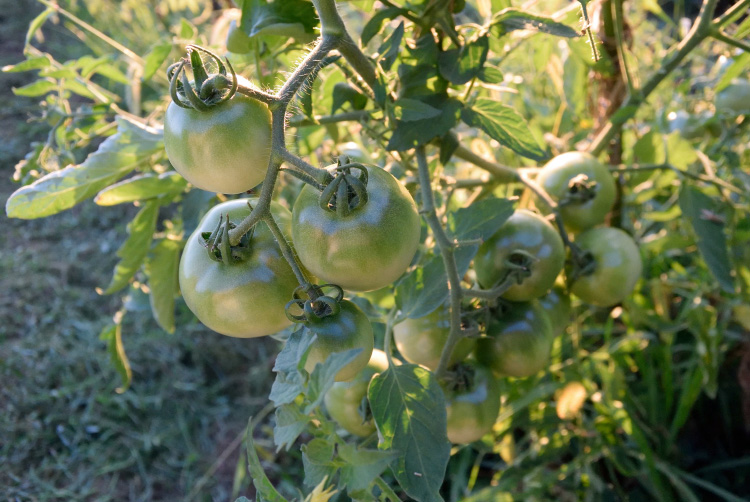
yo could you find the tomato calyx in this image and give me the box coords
[167,45,238,110]
[567,248,597,282]
[318,159,369,217]
[201,212,256,265]
[285,284,345,323]
[558,174,599,206]
[441,362,476,393]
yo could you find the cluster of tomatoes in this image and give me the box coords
[163,63,641,443]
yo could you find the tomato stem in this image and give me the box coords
[262,212,317,299]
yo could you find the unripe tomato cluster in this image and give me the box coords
[165,78,642,444]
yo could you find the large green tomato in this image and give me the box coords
[164,95,272,194]
[393,307,476,371]
[179,199,298,337]
[443,364,501,444]
[570,227,642,307]
[475,301,553,378]
[474,209,565,301]
[535,152,616,233]
[715,79,750,115]
[538,285,571,337]
[291,166,420,292]
[305,300,374,382]
[324,349,390,437]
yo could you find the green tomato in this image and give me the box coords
[324,349,390,437]
[570,227,642,307]
[226,20,252,54]
[178,199,298,337]
[393,307,476,371]
[164,95,272,194]
[475,301,553,378]
[305,300,374,382]
[291,166,421,292]
[538,285,572,337]
[474,209,565,302]
[715,79,750,115]
[443,364,501,444]
[535,152,616,233]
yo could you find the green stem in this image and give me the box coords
[375,476,401,502]
[589,0,719,156]
[277,35,338,106]
[613,0,635,93]
[711,29,750,54]
[714,0,750,27]
[262,212,314,295]
[312,0,379,93]
[287,110,370,127]
[451,141,521,183]
[416,147,464,379]
[280,149,334,185]
[235,83,278,105]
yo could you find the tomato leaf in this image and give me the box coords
[142,42,172,81]
[145,238,181,334]
[393,98,442,122]
[377,21,404,72]
[99,315,131,394]
[95,172,187,206]
[461,99,546,161]
[305,348,364,414]
[437,34,489,85]
[5,116,163,219]
[273,403,310,451]
[491,8,580,38]
[301,438,336,488]
[368,364,450,502]
[12,79,56,97]
[395,253,452,319]
[387,98,460,151]
[339,443,399,493]
[245,420,290,501]
[361,7,405,46]
[2,55,51,73]
[99,201,160,295]
[716,52,750,92]
[269,329,311,405]
[240,0,317,42]
[448,197,515,241]
[678,185,735,293]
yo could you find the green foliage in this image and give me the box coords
[4,0,750,500]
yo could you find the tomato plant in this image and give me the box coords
[474,209,565,301]
[475,301,553,378]
[304,299,374,382]
[164,94,272,194]
[178,199,298,337]
[570,227,643,308]
[535,151,617,233]
[291,165,421,292]
[6,0,750,500]
[393,307,476,371]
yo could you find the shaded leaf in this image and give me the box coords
[393,98,441,122]
[447,198,514,241]
[99,201,160,295]
[362,7,404,46]
[99,316,131,393]
[339,443,398,493]
[6,116,164,219]
[368,365,449,502]
[273,403,310,451]
[305,347,363,414]
[301,439,336,488]
[378,21,404,71]
[438,35,489,85]
[461,99,545,160]
[387,98,461,151]
[245,421,289,502]
[678,185,735,293]
[491,8,580,38]
[94,172,187,206]
[145,238,181,333]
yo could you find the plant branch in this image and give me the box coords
[236,83,278,105]
[280,149,334,185]
[287,110,370,127]
[450,141,521,183]
[714,0,750,27]
[588,0,720,156]
[416,146,465,379]
[277,35,338,106]
[710,29,750,53]
[312,0,379,93]
[262,212,314,295]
